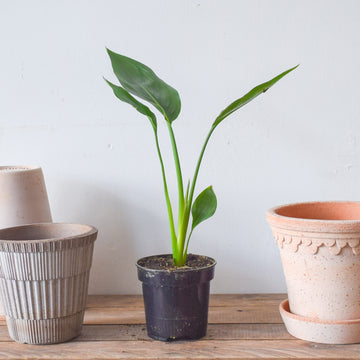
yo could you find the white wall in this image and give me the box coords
[1,0,360,294]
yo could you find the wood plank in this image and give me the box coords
[77,324,291,341]
[0,340,358,359]
[0,323,292,342]
[83,306,282,325]
[85,294,286,308]
[0,294,285,325]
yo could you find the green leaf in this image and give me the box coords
[191,186,217,230]
[213,65,299,127]
[106,49,181,122]
[104,78,157,131]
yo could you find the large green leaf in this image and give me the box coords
[213,65,299,127]
[191,186,217,230]
[105,79,157,131]
[106,49,181,122]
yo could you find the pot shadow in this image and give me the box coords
[49,180,163,295]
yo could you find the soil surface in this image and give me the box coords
[137,254,215,271]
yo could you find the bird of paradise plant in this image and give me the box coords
[105,49,297,266]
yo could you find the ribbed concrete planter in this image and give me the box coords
[0,223,97,344]
[267,201,360,344]
[0,165,53,317]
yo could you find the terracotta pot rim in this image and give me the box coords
[136,254,216,273]
[0,165,41,173]
[267,201,360,233]
[0,223,97,243]
[268,201,360,222]
[280,299,360,325]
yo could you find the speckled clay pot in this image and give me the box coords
[0,165,52,317]
[0,223,97,344]
[279,299,360,344]
[267,201,360,321]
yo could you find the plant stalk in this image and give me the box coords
[188,125,217,205]
[175,124,217,266]
[166,121,185,233]
[153,127,178,259]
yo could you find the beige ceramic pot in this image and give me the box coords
[0,223,97,344]
[0,165,53,317]
[0,166,52,228]
[267,201,360,344]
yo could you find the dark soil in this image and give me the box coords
[137,254,215,271]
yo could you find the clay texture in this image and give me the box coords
[0,223,97,344]
[280,299,360,344]
[0,166,52,228]
[267,201,360,322]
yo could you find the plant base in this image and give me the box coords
[136,254,216,341]
[280,299,360,344]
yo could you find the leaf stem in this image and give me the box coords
[176,125,218,265]
[166,121,185,229]
[153,125,178,259]
[184,228,193,260]
[188,125,217,205]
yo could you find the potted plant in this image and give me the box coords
[105,49,297,341]
[267,201,360,344]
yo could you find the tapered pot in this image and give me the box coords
[267,201,360,344]
[0,166,52,228]
[0,223,97,344]
[136,254,216,341]
[0,165,53,317]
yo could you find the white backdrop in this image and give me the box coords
[1,0,360,294]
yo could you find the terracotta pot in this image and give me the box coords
[0,223,97,344]
[0,166,52,228]
[137,254,216,341]
[279,299,360,344]
[267,201,360,320]
[0,165,52,317]
[267,201,360,344]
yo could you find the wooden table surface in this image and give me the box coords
[0,294,359,359]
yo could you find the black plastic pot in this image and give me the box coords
[136,254,216,341]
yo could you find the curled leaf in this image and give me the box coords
[104,78,157,131]
[106,49,181,122]
[191,186,217,230]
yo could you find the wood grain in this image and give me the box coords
[83,306,282,325]
[0,340,359,359]
[0,324,291,342]
[85,294,286,308]
[0,294,357,359]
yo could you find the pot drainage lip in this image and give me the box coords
[280,299,360,344]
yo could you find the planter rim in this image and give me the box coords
[267,201,360,233]
[0,165,41,173]
[0,223,97,244]
[280,299,360,325]
[136,254,216,273]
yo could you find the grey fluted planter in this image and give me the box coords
[0,223,97,344]
[0,165,53,317]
